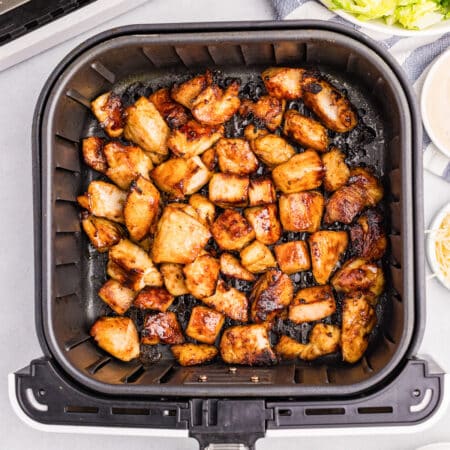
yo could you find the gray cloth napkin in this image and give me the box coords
[273,0,450,182]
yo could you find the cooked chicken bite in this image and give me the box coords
[133,286,175,312]
[183,254,220,299]
[160,263,189,296]
[322,147,350,192]
[141,312,184,345]
[244,204,282,245]
[272,151,324,194]
[186,306,225,344]
[350,209,387,261]
[248,177,277,206]
[168,119,224,159]
[211,209,255,251]
[274,241,310,275]
[249,269,293,323]
[219,253,255,282]
[202,280,248,322]
[82,136,107,173]
[244,124,269,141]
[342,292,376,363]
[171,343,218,366]
[240,241,277,274]
[124,176,160,242]
[279,191,324,232]
[250,133,296,167]
[90,316,139,362]
[192,82,241,126]
[188,194,215,228]
[215,138,258,175]
[332,258,384,298]
[201,147,217,171]
[123,97,169,164]
[289,285,336,324]
[149,87,189,128]
[81,214,124,252]
[220,324,277,365]
[262,67,304,100]
[91,91,124,138]
[98,279,135,315]
[283,110,329,152]
[77,180,126,224]
[209,173,249,207]
[309,230,348,285]
[171,71,213,109]
[239,95,286,131]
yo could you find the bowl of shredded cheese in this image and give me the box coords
[427,203,450,290]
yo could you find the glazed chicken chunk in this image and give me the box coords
[249,132,296,167]
[149,87,189,128]
[248,177,277,206]
[91,91,124,138]
[98,279,135,315]
[133,286,175,312]
[186,306,225,344]
[239,95,286,131]
[90,317,139,362]
[274,241,310,275]
[321,147,350,192]
[215,138,258,175]
[81,214,124,252]
[82,136,108,173]
[244,204,282,245]
[171,343,218,366]
[171,71,213,109]
[220,324,277,365]
[240,241,277,274]
[262,67,304,100]
[183,254,220,299]
[208,173,249,207]
[160,263,189,296]
[219,253,255,282]
[201,147,217,171]
[141,312,184,345]
[289,285,336,324]
[188,194,216,228]
[211,209,255,251]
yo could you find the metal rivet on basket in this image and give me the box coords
[250,375,259,383]
[198,375,208,382]
[228,367,237,374]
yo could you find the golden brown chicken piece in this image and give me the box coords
[220,324,277,365]
[91,92,124,138]
[160,263,189,296]
[248,177,277,206]
[262,67,304,100]
[171,71,213,109]
[244,204,282,245]
[77,180,127,224]
[133,286,175,312]
[250,133,296,167]
[274,241,310,275]
[149,87,189,128]
[249,269,294,323]
[201,147,217,171]
[183,254,220,299]
[215,138,259,175]
[350,209,387,261]
[321,147,350,192]
[240,241,277,274]
[123,97,169,164]
[98,279,135,315]
[341,292,377,363]
[82,136,108,173]
[289,285,336,324]
[239,95,286,131]
[81,214,124,252]
[202,280,249,322]
[208,173,249,207]
[219,253,255,282]
[108,239,163,291]
[300,72,358,133]
[275,324,341,361]
[90,316,139,362]
[188,194,215,228]
[141,312,184,345]
[186,306,225,344]
[171,343,218,366]
[124,176,160,242]
[152,205,211,264]
[191,82,241,126]
[211,209,255,251]
[272,151,324,194]
[150,156,211,199]
[309,230,349,285]
[332,258,384,298]
[279,191,324,232]
[283,110,329,152]
[244,124,269,141]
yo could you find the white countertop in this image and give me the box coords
[1,0,449,448]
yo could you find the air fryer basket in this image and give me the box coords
[35,21,423,398]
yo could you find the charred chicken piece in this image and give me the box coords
[350,209,387,261]
[248,177,277,206]
[77,180,126,224]
[274,241,310,275]
[98,279,135,315]
[202,280,249,322]
[289,285,336,324]
[262,67,304,100]
[240,241,277,274]
[272,150,324,194]
[220,324,277,365]
[149,87,189,128]
[211,209,255,251]
[91,91,124,138]
[171,71,213,109]
[309,230,349,285]
[186,306,225,344]
[201,147,217,171]
[244,204,282,245]
[171,343,218,366]
[279,191,325,233]
[82,136,107,173]
[160,263,190,296]
[90,316,139,362]
[81,214,124,252]
[215,138,258,175]
[219,253,255,282]
[249,269,294,323]
[321,147,350,192]
[141,312,184,345]
[244,124,269,141]
[239,95,286,131]
[183,254,220,299]
[188,194,216,228]
[208,173,249,208]
[249,133,296,167]
[191,82,241,126]
[283,110,329,152]
[133,286,175,312]
[152,204,211,264]
[341,292,376,363]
